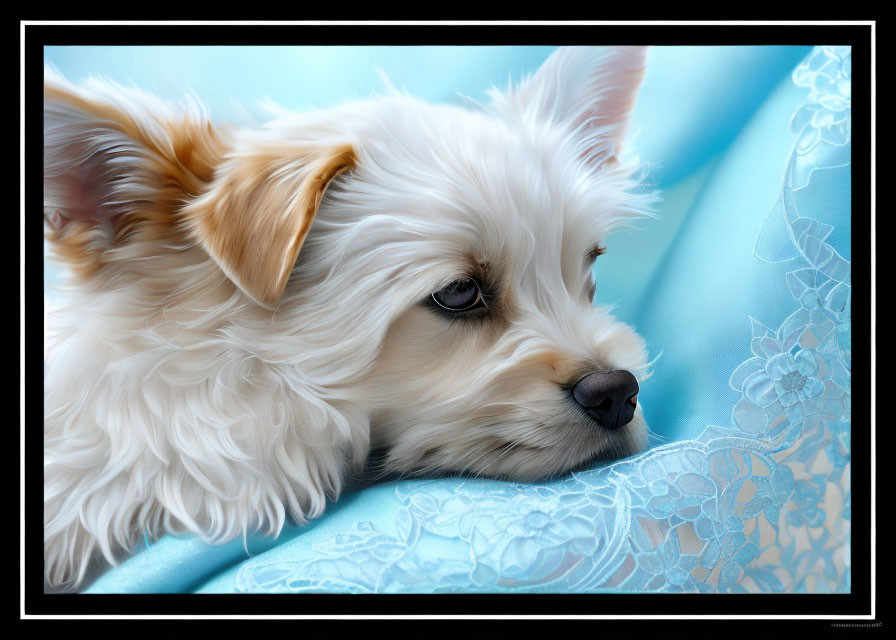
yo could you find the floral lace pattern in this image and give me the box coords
[233,46,851,594]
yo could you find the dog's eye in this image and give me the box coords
[431,278,485,312]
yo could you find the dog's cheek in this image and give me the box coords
[362,307,496,406]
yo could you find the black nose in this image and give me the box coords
[572,370,639,429]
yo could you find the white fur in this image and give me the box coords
[43,47,655,590]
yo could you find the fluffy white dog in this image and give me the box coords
[43,46,654,589]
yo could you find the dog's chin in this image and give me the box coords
[487,418,648,482]
[567,416,649,476]
[378,412,648,484]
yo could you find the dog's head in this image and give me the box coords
[45,46,652,485]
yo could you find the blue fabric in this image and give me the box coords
[43,45,850,593]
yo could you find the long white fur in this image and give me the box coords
[43,47,655,590]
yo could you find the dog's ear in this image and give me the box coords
[44,69,356,309]
[491,46,647,165]
[182,137,357,309]
[44,70,224,272]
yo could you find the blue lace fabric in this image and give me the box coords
[82,45,851,594]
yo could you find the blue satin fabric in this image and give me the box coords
[43,45,850,593]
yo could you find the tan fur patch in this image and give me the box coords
[45,81,356,309]
[183,142,357,308]
[44,83,228,281]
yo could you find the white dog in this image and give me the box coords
[43,46,653,589]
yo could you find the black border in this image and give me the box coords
[23,21,875,619]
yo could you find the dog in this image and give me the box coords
[43,46,654,589]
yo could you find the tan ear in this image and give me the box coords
[44,69,225,276]
[183,140,357,309]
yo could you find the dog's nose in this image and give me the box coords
[572,370,639,429]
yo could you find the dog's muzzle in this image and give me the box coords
[572,370,639,429]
